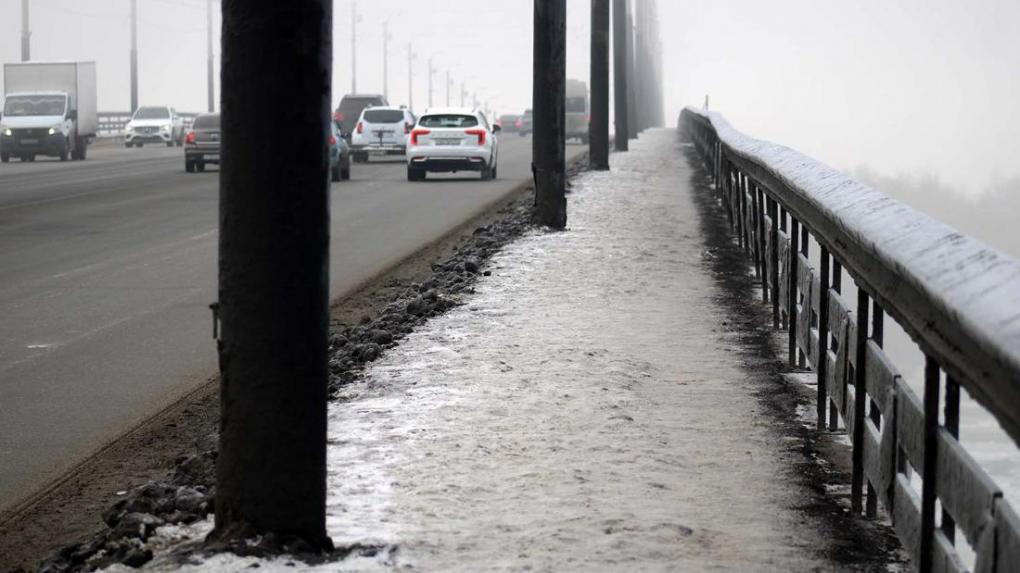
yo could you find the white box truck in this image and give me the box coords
[1,61,98,162]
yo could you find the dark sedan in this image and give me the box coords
[184,113,220,173]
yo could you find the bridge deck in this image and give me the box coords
[264,129,895,570]
[105,129,898,571]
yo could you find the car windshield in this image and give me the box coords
[362,109,405,123]
[3,95,66,117]
[566,97,586,113]
[193,114,220,129]
[522,110,533,118]
[419,114,479,128]
[133,107,170,120]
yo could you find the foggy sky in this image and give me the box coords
[1,0,1017,194]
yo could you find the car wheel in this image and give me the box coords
[407,167,423,181]
[492,164,498,180]
[26,155,36,162]
[197,162,206,172]
[135,142,144,148]
[124,142,132,148]
[59,146,69,161]
[0,153,9,163]
[77,141,88,161]
[185,160,195,173]
[166,140,174,148]
[331,164,341,182]
[481,165,493,181]
[341,166,351,180]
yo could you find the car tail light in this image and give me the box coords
[356,122,364,134]
[515,119,522,128]
[410,128,431,145]
[185,131,196,144]
[334,111,344,122]
[465,128,486,146]
[329,134,337,145]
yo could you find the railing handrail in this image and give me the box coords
[683,106,1020,446]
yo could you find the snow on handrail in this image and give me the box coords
[682,106,1020,445]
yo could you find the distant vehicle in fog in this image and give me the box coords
[333,94,388,137]
[125,106,184,148]
[329,120,351,181]
[516,109,533,136]
[406,108,500,182]
[498,114,520,134]
[183,113,219,173]
[566,79,589,144]
[0,61,97,163]
[350,106,415,162]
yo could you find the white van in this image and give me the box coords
[565,79,589,144]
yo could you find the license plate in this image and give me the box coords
[436,138,461,146]
[21,138,38,145]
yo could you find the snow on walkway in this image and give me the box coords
[147,130,856,571]
[316,129,841,571]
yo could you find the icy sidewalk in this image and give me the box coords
[311,129,852,572]
[145,130,871,571]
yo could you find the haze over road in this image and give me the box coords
[0,137,584,511]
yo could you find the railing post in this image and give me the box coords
[726,163,735,230]
[770,198,781,330]
[943,375,961,544]
[851,288,869,514]
[739,174,749,252]
[789,218,800,366]
[736,170,744,242]
[799,225,810,369]
[757,185,769,303]
[866,302,885,518]
[919,356,941,573]
[751,180,762,280]
[817,247,830,430]
[829,261,842,430]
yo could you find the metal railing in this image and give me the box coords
[97,112,199,138]
[681,107,1020,573]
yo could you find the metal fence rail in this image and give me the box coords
[681,107,1020,573]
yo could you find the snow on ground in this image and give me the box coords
[132,130,852,571]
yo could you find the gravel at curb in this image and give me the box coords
[32,158,590,572]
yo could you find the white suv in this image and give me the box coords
[124,105,184,147]
[350,106,415,162]
[406,108,500,182]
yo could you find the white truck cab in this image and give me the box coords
[0,61,97,162]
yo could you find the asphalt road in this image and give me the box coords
[0,136,585,511]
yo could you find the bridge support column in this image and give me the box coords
[532,0,567,228]
[612,0,628,152]
[211,0,333,551]
[589,0,610,170]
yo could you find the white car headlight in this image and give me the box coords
[2,128,11,137]
[125,124,133,134]
[49,127,58,135]
[161,124,170,132]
